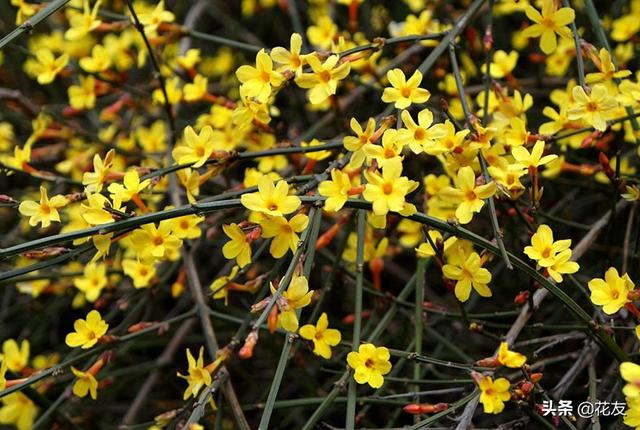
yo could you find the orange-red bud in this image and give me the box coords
[403,402,448,414]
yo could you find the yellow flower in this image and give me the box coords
[622,361,640,400]
[523,224,571,267]
[65,310,109,349]
[81,193,119,225]
[1,339,29,373]
[363,129,404,167]
[27,48,69,85]
[129,221,183,262]
[83,149,115,193]
[567,84,619,131]
[65,0,102,40]
[478,375,511,414]
[430,120,471,155]
[511,140,557,170]
[319,169,352,212]
[307,15,338,49]
[152,77,182,104]
[233,93,271,126]
[625,396,640,429]
[172,214,203,240]
[397,109,447,154]
[71,366,99,399]
[11,0,37,24]
[295,54,351,105]
[521,0,574,54]
[0,359,6,390]
[74,263,108,302]
[19,186,68,228]
[586,48,631,84]
[546,248,579,283]
[299,312,342,359]
[67,76,96,110]
[415,231,457,258]
[481,50,518,79]
[346,343,392,389]
[271,33,306,74]
[172,125,216,168]
[107,170,150,207]
[363,158,418,216]
[0,141,31,170]
[222,223,252,268]
[79,44,112,73]
[122,259,156,288]
[0,392,39,430]
[176,168,201,204]
[276,274,314,332]
[241,176,301,217]
[623,185,640,202]
[442,246,492,302]
[439,166,497,224]
[177,347,211,400]
[588,267,634,315]
[381,69,430,109]
[236,49,285,102]
[343,117,375,168]
[260,214,309,258]
[497,342,526,368]
[183,74,208,102]
[138,0,174,33]
[210,266,239,302]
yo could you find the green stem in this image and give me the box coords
[346,208,366,429]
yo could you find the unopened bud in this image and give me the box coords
[239,331,258,359]
[514,290,530,306]
[21,247,70,259]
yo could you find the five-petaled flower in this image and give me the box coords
[18,186,68,228]
[442,246,493,302]
[522,0,575,54]
[477,374,511,414]
[439,166,497,224]
[567,84,619,132]
[241,176,301,217]
[172,125,216,168]
[260,214,309,258]
[275,274,314,332]
[299,312,342,359]
[236,49,285,102]
[588,267,635,315]
[381,69,430,109]
[362,158,418,216]
[346,343,392,389]
[65,310,109,349]
[295,54,351,105]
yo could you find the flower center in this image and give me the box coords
[585,101,598,112]
[260,71,271,83]
[541,247,551,258]
[154,236,164,246]
[414,128,426,141]
[465,190,477,201]
[383,148,395,158]
[365,358,375,368]
[401,87,412,98]
[318,70,331,83]
[382,183,393,195]
[541,17,555,29]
